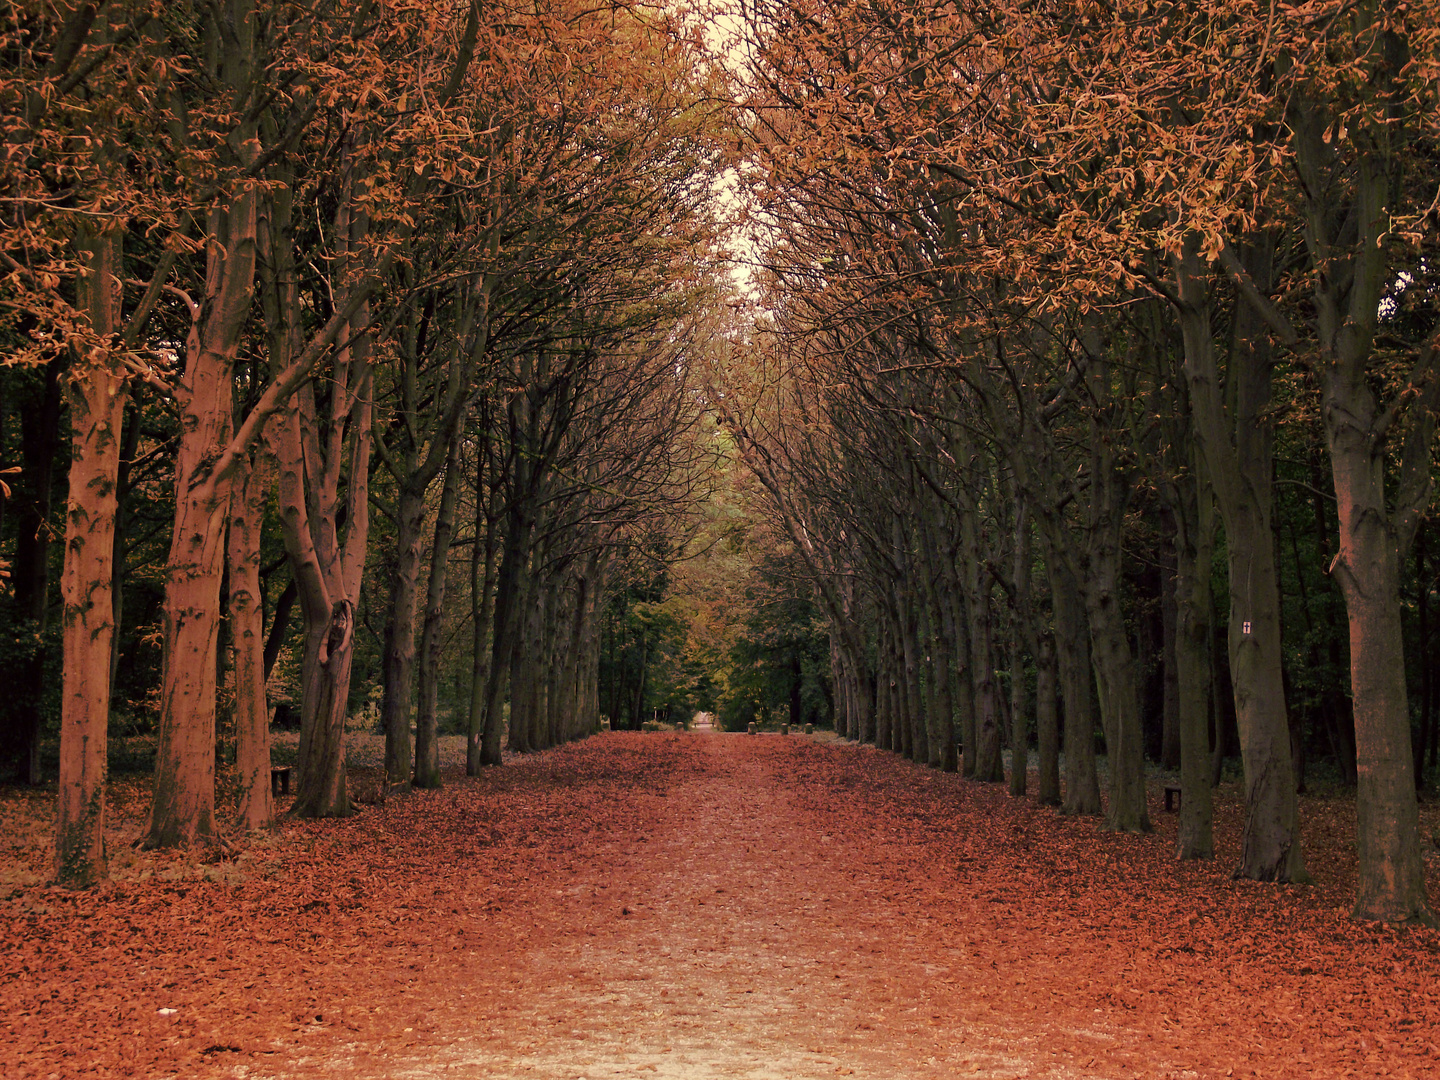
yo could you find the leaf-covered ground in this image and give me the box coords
[3,731,1439,1079]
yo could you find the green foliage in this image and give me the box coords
[715,547,832,731]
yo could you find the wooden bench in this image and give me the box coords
[1163,783,1181,812]
[270,766,292,797]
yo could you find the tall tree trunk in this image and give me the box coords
[963,504,1002,782]
[109,401,142,690]
[145,162,259,848]
[414,442,462,788]
[1160,511,1182,771]
[1047,550,1101,815]
[380,480,425,790]
[874,620,893,751]
[969,587,1002,783]
[1008,637,1030,798]
[145,0,261,848]
[54,224,126,886]
[480,505,534,763]
[229,445,272,830]
[1297,115,1435,920]
[1080,357,1149,834]
[1175,235,1306,880]
[1008,497,1034,797]
[1035,632,1060,805]
[1084,506,1150,832]
[920,560,957,770]
[269,153,375,819]
[1174,464,1215,860]
[466,498,501,774]
[896,569,927,764]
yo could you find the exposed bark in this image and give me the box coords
[1082,460,1150,833]
[262,577,297,683]
[1047,550,1101,816]
[380,278,492,788]
[962,509,1003,783]
[1292,93,1436,922]
[1035,633,1060,806]
[229,444,272,830]
[1173,457,1216,860]
[895,550,927,764]
[1175,235,1305,881]
[145,133,259,848]
[263,141,376,819]
[1160,513,1181,772]
[54,224,126,887]
[414,442,463,789]
[380,483,426,787]
[874,620,893,751]
[1007,496,1034,798]
[917,517,958,770]
[466,485,502,774]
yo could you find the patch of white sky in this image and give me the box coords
[677,0,769,301]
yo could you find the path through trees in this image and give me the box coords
[3,731,1437,1078]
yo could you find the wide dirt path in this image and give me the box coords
[4,731,1438,1079]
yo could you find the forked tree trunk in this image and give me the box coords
[264,143,376,818]
[230,446,273,830]
[1295,106,1436,921]
[1175,237,1305,880]
[145,169,258,850]
[54,225,126,886]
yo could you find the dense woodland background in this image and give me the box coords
[1,0,1438,925]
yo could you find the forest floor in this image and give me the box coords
[3,731,1440,1080]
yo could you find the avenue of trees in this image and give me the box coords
[716,0,1440,926]
[1,0,730,885]
[1,0,1438,933]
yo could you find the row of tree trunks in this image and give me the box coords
[503,544,605,753]
[1174,236,1305,881]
